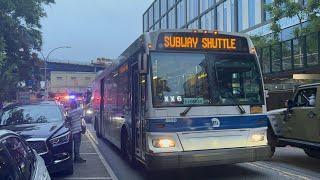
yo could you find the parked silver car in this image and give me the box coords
[0,130,50,180]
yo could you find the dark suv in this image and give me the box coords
[0,101,73,174]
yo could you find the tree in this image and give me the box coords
[0,0,55,102]
[266,0,320,38]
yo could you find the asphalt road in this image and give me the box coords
[85,124,320,180]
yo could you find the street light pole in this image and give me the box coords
[40,46,71,99]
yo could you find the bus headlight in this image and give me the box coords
[152,138,176,148]
[249,131,265,142]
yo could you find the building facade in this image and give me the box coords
[143,0,307,41]
[49,71,96,94]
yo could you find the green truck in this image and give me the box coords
[267,83,320,158]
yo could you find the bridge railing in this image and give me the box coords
[257,31,320,75]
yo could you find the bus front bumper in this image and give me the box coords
[145,146,271,170]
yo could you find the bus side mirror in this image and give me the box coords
[138,53,148,74]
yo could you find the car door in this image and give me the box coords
[0,142,21,180]
[303,87,320,143]
[3,136,34,180]
[283,87,318,141]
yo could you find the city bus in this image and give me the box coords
[92,29,271,170]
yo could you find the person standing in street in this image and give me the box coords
[68,101,86,163]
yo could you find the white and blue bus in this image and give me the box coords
[92,30,271,170]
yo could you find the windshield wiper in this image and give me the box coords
[180,106,192,116]
[229,96,246,114]
[180,96,204,116]
[219,91,246,114]
[237,104,246,114]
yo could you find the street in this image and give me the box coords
[52,123,320,180]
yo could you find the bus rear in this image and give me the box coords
[144,30,271,169]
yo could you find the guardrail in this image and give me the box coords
[257,31,320,75]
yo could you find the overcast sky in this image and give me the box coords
[41,0,153,63]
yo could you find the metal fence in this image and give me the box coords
[257,31,320,75]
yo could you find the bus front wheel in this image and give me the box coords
[121,129,137,167]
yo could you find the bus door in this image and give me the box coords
[131,63,146,160]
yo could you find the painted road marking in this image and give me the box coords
[86,130,119,180]
[248,162,312,180]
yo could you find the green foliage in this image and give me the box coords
[266,0,320,38]
[0,0,55,102]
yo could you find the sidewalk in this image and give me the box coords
[52,125,116,180]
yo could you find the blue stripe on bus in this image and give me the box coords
[147,115,268,132]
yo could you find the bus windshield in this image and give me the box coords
[151,52,263,107]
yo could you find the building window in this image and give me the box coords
[154,22,160,30]
[71,77,76,80]
[168,8,176,28]
[248,0,255,27]
[200,0,214,13]
[223,1,227,31]
[238,0,243,31]
[160,0,167,16]
[85,77,91,81]
[200,9,214,30]
[149,6,154,29]
[216,0,236,32]
[187,0,199,22]
[264,0,273,21]
[177,0,186,28]
[143,13,148,32]
[188,20,198,29]
[230,0,235,32]
[154,0,160,22]
[161,15,167,29]
[217,3,223,31]
[56,77,63,80]
[168,0,176,10]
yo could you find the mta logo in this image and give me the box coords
[211,118,220,128]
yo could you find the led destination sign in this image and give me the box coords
[157,32,249,52]
[164,36,236,49]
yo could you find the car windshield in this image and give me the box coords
[151,52,263,107]
[0,105,63,125]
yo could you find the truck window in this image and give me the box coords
[293,88,317,107]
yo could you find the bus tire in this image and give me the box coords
[121,129,137,168]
